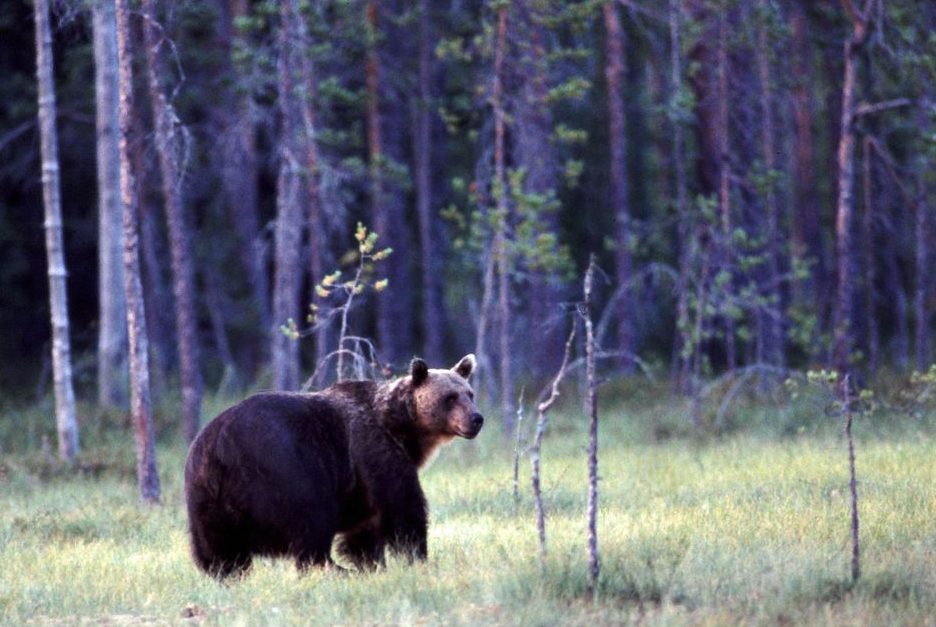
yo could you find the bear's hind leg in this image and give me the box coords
[190,518,254,580]
[337,527,385,571]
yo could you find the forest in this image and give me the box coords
[2,0,936,622]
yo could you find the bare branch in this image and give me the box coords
[0,120,34,154]
[615,0,666,23]
[853,98,913,119]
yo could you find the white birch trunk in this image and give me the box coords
[34,0,79,462]
[93,0,128,409]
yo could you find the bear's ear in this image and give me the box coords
[410,357,429,386]
[452,354,476,380]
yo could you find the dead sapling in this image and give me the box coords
[530,320,577,564]
[840,374,862,584]
[512,387,525,505]
[804,369,866,585]
[583,256,600,600]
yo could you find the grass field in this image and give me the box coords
[2,388,935,625]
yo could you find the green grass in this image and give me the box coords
[2,394,936,625]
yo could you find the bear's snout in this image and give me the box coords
[466,412,484,438]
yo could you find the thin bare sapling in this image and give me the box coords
[282,222,392,387]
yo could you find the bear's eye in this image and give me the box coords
[444,393,458,407]
[467,391,475,401]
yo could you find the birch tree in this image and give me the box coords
[116,0,161,502]
[93,0,127,410]
[34,0,79,462]
[271,0,304,390]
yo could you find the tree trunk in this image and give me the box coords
[137,172,173,394]
[414,0,443,363]
[885,227,910,369]
[288,0,328,369]
[914,174,929,371]
[670,0,692,392]
[216,0,267,371]
[202,264,236,381]
[603,1,634,374]
[832,1,870,373]
[142,0,202,442]
[756,11,783,366]
[791,0,823,303]
[716,9,735,370]
[514,1,563,380]
[116,0,161,503]
[366,0,412,367]
[93,0,127,410]
[861,138,879,372]
[583,257,600,599]
[270,0,303,390]
[34,0,79,462]
[492,5,512,430]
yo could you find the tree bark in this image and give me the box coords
[116,0,161,502]
[790,0,823,303]
[603,1,634,374]
[366,0,412,367]
[289,0,328,369]
[670,0,692,392]
[92,0,128,410]
[216,0,267,370]
[914,172,929,371]
[861,138,879,372]
[34,0,79,462]
[414,0,443,363]
[142,0,202,442]
[270,0,304,390]
[756,10,783,366]
[832,0,871,373]
[493,5,512,430]
[583,257,600,599]
[513,1,563,379]
[716,9,735,370]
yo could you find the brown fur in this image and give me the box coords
[184,355,482,578]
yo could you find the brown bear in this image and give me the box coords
[184,354,483,578]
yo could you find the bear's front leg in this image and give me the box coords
[384,491,428,562]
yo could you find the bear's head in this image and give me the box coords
[409,354,484,445]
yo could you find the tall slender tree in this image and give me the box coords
[670,0,693,391]
[493,4,511,428]
[270,0,304,391]
[832,0,875,373]
[790,0,823,303]
[756,3,783,366]
[215,0,267,372]
[603,0,633,372]
[93,0,127,410]
[291,0,328,370]
[116,0,161,502]
[366,0,413,368]
[34,0,79,462]
[414,0,443,363]
[142,0,203,441]
[715,7,736,370]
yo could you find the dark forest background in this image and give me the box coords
[2,0,935,443]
